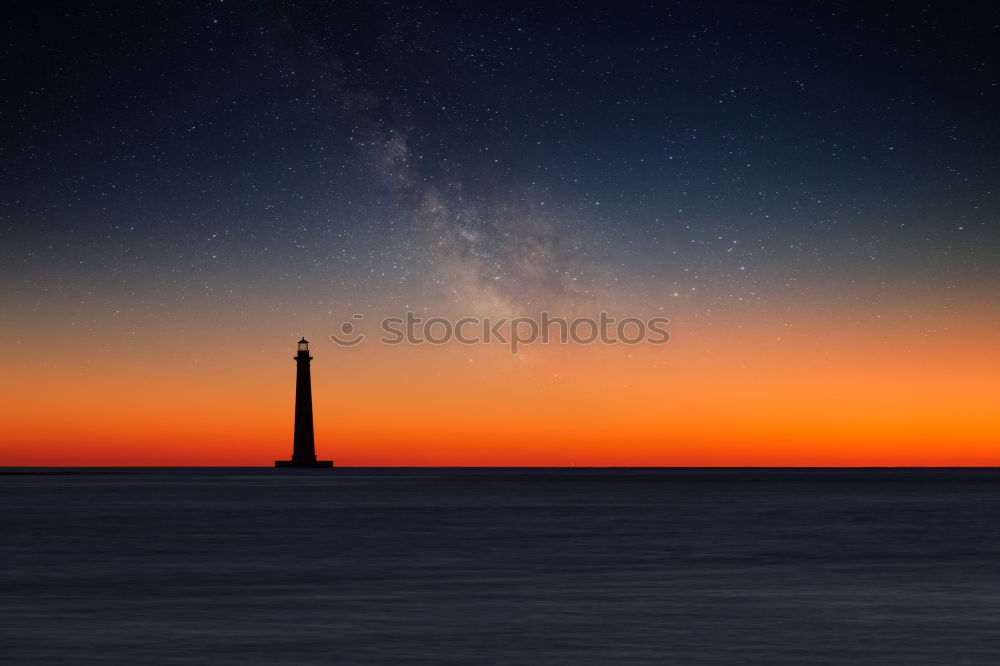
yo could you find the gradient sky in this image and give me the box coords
[2,2,998,465]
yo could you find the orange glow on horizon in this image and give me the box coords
[2,300,997,467]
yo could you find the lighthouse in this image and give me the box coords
[275,338,334,468]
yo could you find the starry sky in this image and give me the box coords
[2,2,999,465]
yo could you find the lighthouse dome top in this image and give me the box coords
[297,337,309,351]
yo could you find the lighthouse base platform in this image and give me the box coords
[275,459,334,468]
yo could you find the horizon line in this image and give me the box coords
[4,465,1000,470]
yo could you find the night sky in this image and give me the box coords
[3,2,999,465]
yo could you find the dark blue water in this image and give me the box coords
[2,468,1000,664]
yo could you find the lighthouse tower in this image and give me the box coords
[275,338,333,468]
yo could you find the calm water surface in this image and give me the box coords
[2,468,1000,664]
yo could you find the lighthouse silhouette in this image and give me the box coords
[275,338,334,468]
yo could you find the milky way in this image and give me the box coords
[5,1,997,331]
[2,2,1000,465]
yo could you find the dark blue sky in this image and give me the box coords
[3,1,998,318]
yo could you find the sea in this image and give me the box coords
[2,468,999,664]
